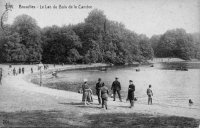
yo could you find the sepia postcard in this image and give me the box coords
[0,0,200,127]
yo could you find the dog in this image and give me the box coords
[189,99,193,105]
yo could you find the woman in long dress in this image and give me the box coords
[127,80,135,108]
[82,79,93,105]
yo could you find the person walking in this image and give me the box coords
[126,80,135,108]
[96,78,103,105]
[82,79,90,105]
[0,68,2,85]
[100,83,109,109]
[31,68,33,73]
[111,77,122,102]
[22,67,24,74]
[13,68,16,76]
[18,67,21,74]
[147,85,153,105]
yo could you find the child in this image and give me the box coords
[147,85,153,105]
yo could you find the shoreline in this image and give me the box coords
[0,63,200,127]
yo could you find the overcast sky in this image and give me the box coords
[0,0,199,37]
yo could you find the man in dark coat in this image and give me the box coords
[19,67,21,74]
[111,77,122,102]
[100,83,109,109]
[96,78,103,104]
[127,80,135,108]
[13,68,16,76]
[0,68,2,85]
[22,67,24,74]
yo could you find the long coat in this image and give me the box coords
[127,84,135,100]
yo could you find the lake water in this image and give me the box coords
[52,62,200,111]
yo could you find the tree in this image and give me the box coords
[150,35,161,57]
[156,28,196,60]
[6,14,43,62]
[42,25,82,63]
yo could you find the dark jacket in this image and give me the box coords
[127,84,135,100]
[96,82,103,90]
[111,81,121,90]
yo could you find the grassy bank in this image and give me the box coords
[1,110,199,128]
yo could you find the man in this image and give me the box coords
[13,68,16,76]
[0,68,2,85]
[22,67,24,74]
[19,67,21,74]
[96,78,103,104]
[147,85,153,105]
[31,68,33,73]
[127,80,135,108]
[111,77,122,102]
[100,83,109,109]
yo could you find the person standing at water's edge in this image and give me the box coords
[100,83,109,109]
[96,78,103,105]
[126,80,135,108]
[147,85,153,105]
[111,77,122,102]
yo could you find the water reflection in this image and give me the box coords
[54,62,200,110]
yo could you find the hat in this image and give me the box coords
[115,77,118,79]
[83,79,88,82]
[129,80,133,82]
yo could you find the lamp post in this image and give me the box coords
[38,62,43,86]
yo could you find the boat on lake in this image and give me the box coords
[175,67,188,71]
[99,67,107,71]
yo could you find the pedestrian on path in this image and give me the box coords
[96,78,103,105]
[0,68,2,85]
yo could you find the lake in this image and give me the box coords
[43,61,200,111]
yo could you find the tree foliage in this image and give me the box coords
[151,28,199,60]
[0,10,200,64]
[1,14,42,63]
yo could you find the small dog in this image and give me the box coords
[189,99,193,105]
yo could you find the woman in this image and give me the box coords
[126,80,135,108]
[82,79,92,105]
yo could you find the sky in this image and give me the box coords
[0,0,199,37]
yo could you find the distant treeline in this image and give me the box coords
[0,9,199,64]
[150,29,200,60]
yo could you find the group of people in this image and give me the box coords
[81,77,153,109]
[9,67,25,76]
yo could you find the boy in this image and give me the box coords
[147,85,153,105]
